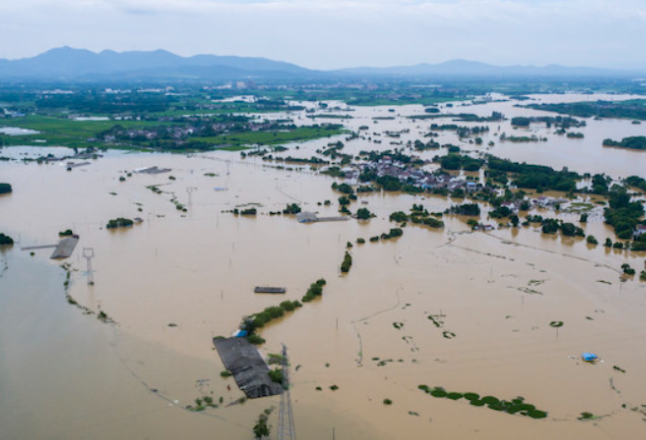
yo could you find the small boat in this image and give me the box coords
[581,352,599,363]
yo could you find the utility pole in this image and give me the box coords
[186,186,197,208]
[277,344,296,440]
[83,247,95,285]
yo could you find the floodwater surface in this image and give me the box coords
[1,94,646,439]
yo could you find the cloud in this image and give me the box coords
[0,0,645,69]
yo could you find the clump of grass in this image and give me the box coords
[383,399,393,405]
[578,412,596,420]
[220,370,232,378]
[247,334,265,345]
[329,385,339,391]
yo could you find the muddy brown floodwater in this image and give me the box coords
[1,94,646,439]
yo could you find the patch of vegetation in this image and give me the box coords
[282,203,301,214]
[302,278,327,303]
[447,203,481,216]
[381,228,404,240]
[97,310,115,324]
[187,395,219,412]
[578,412,602,421]
[622,264,636,276]
[625,175,646,192]
[603,136,646,150]
[442,331,456,339]
[242,300,304,335]
[604,185,644,239]
[391,205,444,229]
[220,370,232,378]
[0,183,12,194]
[419,385,547,419]
[356,207,374,220]
[340,251,353,273]
[0,233,14,246]
[526,100,646,120]
[253,410,271,440]
[268,368,284,385]
[106,217,134,229]
[383,399,393,405]
[438,153,484,171]
[488,155,578,193]
[233,207,257,215]
[247,334,266,345]
[58,229,74,236]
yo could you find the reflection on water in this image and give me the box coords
[0,127,40,136]
[1,93,646,439]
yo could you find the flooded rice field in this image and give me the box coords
[1,93,646,439]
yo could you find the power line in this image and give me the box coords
[277,344,296,440]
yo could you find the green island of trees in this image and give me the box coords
[625,175,646,192]
[446,203,481,216]
[0,233,14,246]
[525,100,646,120]
[536,218,585,237]
[381,228,404,240]
[302,278,327,302]
[340,251,353,273]
[106,218,134,229]
[282,203,301,214]
[253,411,271,440]
[240,299,304,345]
[438,154,484,171]
[487,155,579,193]
[356,207,374,220]
[603,136,646,150]
[390,205,445,229]
[418,385,548,419]
[603,185,645,240]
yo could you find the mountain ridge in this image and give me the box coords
[0,47,638,81]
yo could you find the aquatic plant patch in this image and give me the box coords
[418,385,548,419]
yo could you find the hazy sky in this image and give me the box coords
[1,0,645,69]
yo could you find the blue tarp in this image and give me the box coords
[234,330,248,338]
[582,352,599,362]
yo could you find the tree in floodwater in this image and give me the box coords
[253,414,270,439]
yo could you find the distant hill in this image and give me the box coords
[0,48,637,81]
[0,47,312,81]
[332,59,626,78]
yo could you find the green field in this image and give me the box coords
[188,125,346,148]
[0,115,167,148]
